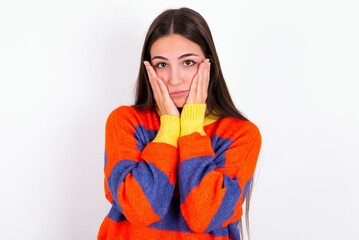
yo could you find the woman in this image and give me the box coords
[98,7,261,240]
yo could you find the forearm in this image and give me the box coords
[178,105,261,232]
[104,107,180,226]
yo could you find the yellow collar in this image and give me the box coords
[204,113,219,126]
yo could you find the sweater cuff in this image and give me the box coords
[180,104,206,137]
[153,115,180,147]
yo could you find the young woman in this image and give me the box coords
[98,7,261,240]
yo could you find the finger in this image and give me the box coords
[144,61,175,109]
[195,61,206,101]
[143,61,158,87]
[186,72,199,104]
[143,62,170,98]
[143,62,179,116]
[144,61,163,102]
[156,76,171,99]
[201,59,210,99]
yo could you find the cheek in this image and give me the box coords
[155,70,169,83]
[183,68,198,85]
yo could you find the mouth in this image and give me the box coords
[169,90,189,98]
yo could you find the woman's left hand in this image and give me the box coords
[185,59,211,104]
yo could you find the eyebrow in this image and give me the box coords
[151,53,200,61]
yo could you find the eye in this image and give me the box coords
[155,62,167,69]
[183,60,196,67]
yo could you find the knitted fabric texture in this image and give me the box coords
[98,104,261,240]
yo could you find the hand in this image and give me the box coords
[185,59,211,104]
[143,61,180,117]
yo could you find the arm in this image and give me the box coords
[178,104,261,233]
[103,106,180,226]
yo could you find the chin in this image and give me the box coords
[174,100,186,108]
[175,104,185,108]
[172,97,187,108]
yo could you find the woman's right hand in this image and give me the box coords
[144,61,180,117]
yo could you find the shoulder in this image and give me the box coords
[214,117,261,143]
[106,105,159,130]
[105,105,139,126]
[217,117,260,134]
[109,105,138,116]
[108,105,151,120]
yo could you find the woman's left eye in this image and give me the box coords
[183,60,195,67]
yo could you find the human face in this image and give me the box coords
[150,34,206,107]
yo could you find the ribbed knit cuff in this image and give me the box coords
[180,104,206,137]
[153,115,180,147]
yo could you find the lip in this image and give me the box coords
[169,90,189,98]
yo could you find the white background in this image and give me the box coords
[1,0,358,239]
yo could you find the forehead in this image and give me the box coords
[150,34,204,57]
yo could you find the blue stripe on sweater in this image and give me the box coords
[229,221,241,240]
[107,201,126,222]
[205,175,241,232]
[108,158,174,218]
[134,125,157,151]
[104,151,108,168]
[132,162,175,217]
[149,195,192,232]
[211,135,233,168]
[210,221,240,239]
[107,160,136,209]
[179,156,215,204]
[179,135,233,204]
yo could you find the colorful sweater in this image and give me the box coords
[98,104,261,240]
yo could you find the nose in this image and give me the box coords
[167,66,182,86]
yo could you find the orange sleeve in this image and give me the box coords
[178,106,261,233]
[104,106,179,226]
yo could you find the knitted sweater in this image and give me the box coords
[98,104,261,240]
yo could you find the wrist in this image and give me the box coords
[180,104,206,136]
[153,115,180,147]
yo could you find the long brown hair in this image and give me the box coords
[134,7,253,238]
[134,7,247,121]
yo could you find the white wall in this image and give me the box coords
[1,0,358,239]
